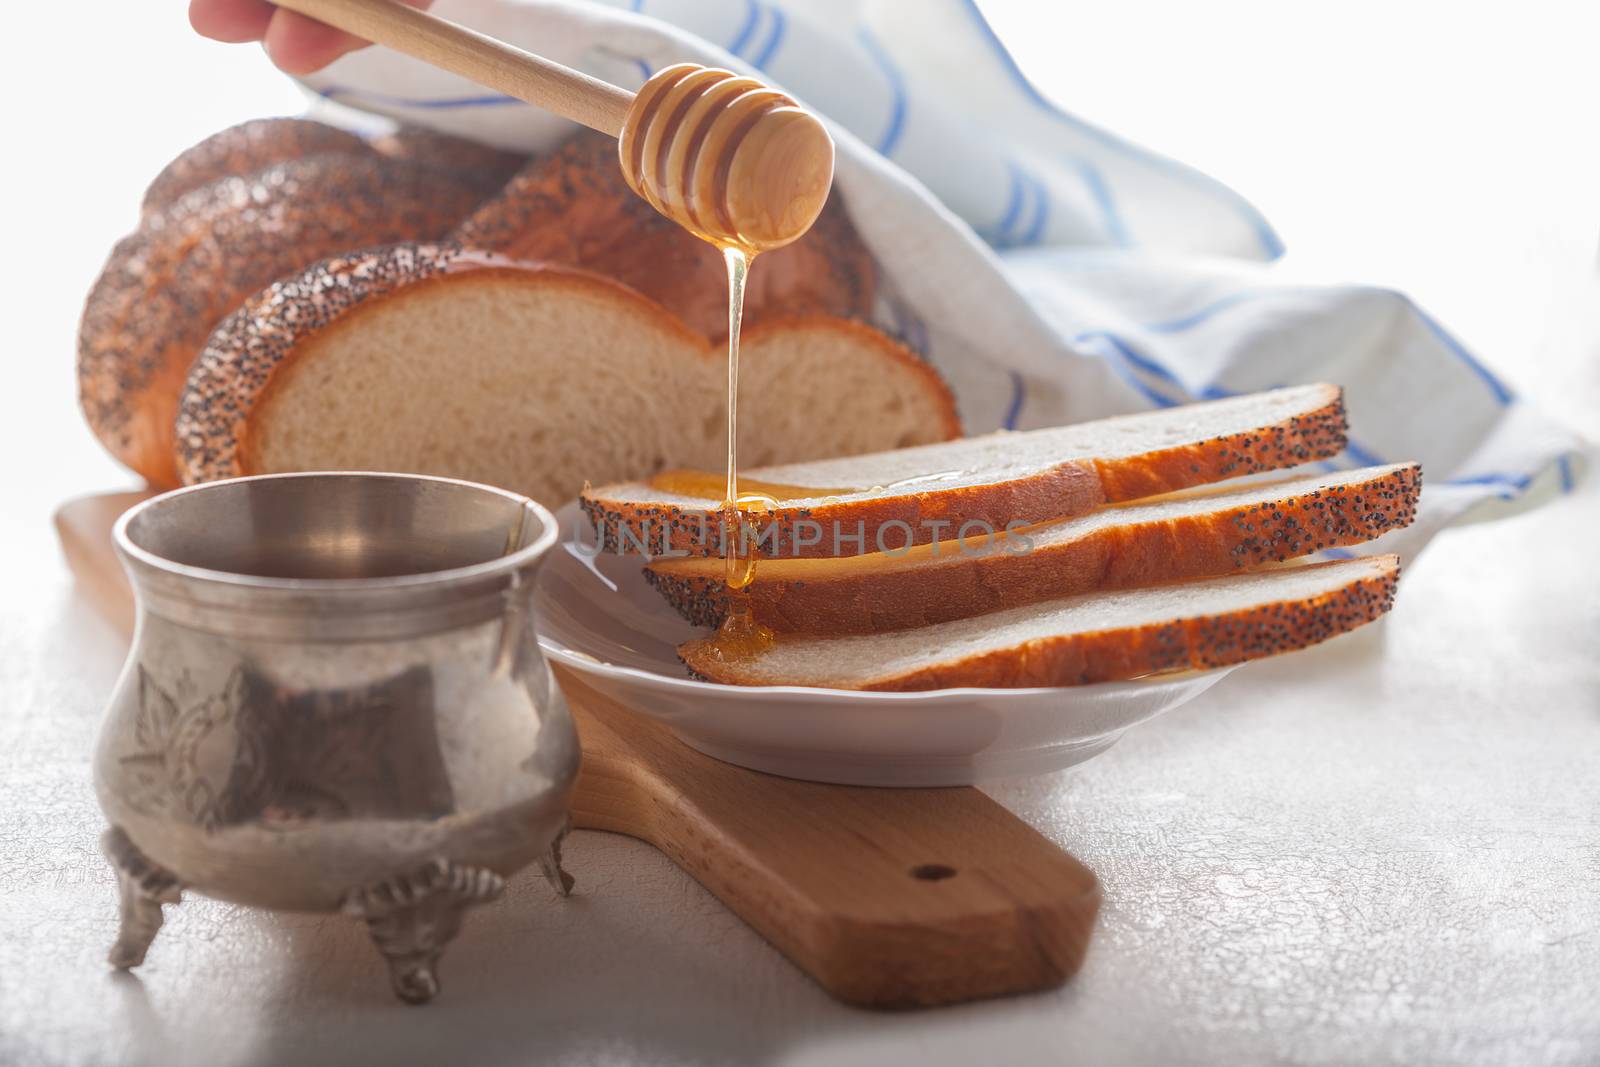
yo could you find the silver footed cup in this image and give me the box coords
[93,472,579,1004]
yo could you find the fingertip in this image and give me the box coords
[263,9,364,74]
[189,0,276,43]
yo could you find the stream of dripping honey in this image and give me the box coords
[705,246,775,662]
[647,241,973,664]
[639,245,781,661]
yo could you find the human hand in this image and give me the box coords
[189,0,433,75]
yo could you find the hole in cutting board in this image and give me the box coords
[911,864,957,882]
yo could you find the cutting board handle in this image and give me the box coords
[565,671,1099,1007]
[57,491,1099,1009]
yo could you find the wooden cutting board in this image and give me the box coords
[57,490,1100,1009]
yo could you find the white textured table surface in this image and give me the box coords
[3,4,1598,1065]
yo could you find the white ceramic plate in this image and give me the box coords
[535,503,1234,787]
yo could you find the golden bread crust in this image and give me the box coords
[679,557,1400,689]
[581,388,1349,561]
[647,464,1421,632]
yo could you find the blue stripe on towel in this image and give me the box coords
[1072,333,1180,407]
[906,305,930,355]
[856,27,909,156]
[955,0,1283,260]
[1003,371,1027,429]
[316,85,523,108]
[1020,168,1051,245]
[1073,329,1186,394]
[1445,472,1533,490]
[886,298,931,356]
[1105,361,1177,408]
[727,0,762,57]
[1073,158,1130,247]
[1133,287,1515,409]
[752,5,787,68]
[1407,303,1515,406]
[1066,336,1427,480]
[983,163,1055,249]
[1557,454,1575,493]
[1065,326,1554,502]
[1140,288,1290,334]
[886,297,909,347]
[986,162,1028,246]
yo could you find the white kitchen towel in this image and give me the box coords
[300,0,1588,558]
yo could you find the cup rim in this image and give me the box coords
[114,471,561,594]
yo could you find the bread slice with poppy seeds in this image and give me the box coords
[582,384,1347,560]
[645,463,1420,633]
[679,555,1400,690]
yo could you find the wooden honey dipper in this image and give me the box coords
[270,0,835,252]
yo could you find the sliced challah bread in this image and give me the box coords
[454,130,877,339]
[583,384,1347,559]
[175,244,958,507]
[680,555,1400,689]
[646,463,1421,632]
[80,154,486,487]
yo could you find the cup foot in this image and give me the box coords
[102,827,182,970]
[343,859,506,1004]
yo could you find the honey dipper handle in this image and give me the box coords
[271,0,635,136]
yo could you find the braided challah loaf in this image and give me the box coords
[81,118,939,501]
[79,120,491,486]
